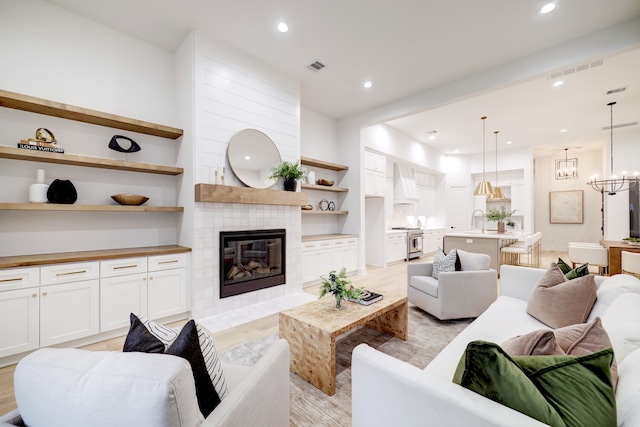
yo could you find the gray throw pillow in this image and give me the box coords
[432,248,457,279]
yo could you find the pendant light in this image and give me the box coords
[474,116,494,196]
[488,130,506,200]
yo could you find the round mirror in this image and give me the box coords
[227,129,281,189]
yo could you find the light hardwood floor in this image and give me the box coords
[0,251,567,416]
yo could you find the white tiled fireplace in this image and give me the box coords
[191,201,302,319]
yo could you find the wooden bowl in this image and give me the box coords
[111,194,149,206]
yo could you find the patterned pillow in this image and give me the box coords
[123,313,228,416]
[432,248,458,279]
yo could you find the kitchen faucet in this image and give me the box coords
[471,209,485,234]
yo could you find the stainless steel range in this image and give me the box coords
[391,227,424,260]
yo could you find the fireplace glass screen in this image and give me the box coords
[220,229,285,298]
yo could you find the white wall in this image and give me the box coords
[301,107,338,162]
[0,0,180,257]
[190,32,302,318]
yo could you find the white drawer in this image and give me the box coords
[0,267,40,291]
[101,257,147,278]
[301,241,319,251]
[41,261,100,286]
[148,253,187,272]
[316,240,333,250]
[333,238,357,247]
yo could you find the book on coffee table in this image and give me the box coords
[349,290,383,305]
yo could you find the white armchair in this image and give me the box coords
[408,250,498,320]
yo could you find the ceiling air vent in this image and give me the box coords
[307,60,326,72]
[606,87,627,95]
[548,58,606,80]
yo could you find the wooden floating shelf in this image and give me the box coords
[300,156,348,171]
[300,183,348,193]
[0,89,183,139]
[0,245,191,269]
[301,210,348,215]
[0,203,183,212]
[195,184,308,206]
[0,146,183,176]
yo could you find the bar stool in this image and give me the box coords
[501,234,535,267]
[621,251,640,278]
[568,242,609,275]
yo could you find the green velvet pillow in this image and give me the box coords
[453,341,616,427]
[557,258,589,279]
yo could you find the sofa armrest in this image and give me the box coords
[352,343,547,427]
[499,265,547,301]
[0,409,24,427]
[407,262,434,287]
[203,339,290,427]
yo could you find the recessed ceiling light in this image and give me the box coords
[506,141,513,145]
[244,156,251,160]
[364,81,372,88]
[540,3,556,14]
[429,135,436,140]
[560,129,568,133]
[453,150,459,154]
[553,80,564,87]
[277,23,288,33]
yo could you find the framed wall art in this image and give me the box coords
[549,190,584,224]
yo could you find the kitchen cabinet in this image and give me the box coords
[0,285,39,358]
[386,232,407,264]
[147,255,188,320]
[331,237,358,273]
[364,151,386,197]
[423,229,445,254]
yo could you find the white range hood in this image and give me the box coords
[393,163,418,204]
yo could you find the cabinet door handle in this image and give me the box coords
[56,270,87,277]
[113,264,138,270]
[32,293,37,298]
[158,260,179,265]
[41,292,47,296]
[0,277,22,283]
[149,276,154,280]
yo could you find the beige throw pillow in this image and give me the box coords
[501,330,564,356]
[526,263,597,329]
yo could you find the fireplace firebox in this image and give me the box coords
[219,229,286,298]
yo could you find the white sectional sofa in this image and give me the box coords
[352,265,640,427]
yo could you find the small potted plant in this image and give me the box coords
[319,268,363,310]
[269,161,307,191]
[486,205,517,234]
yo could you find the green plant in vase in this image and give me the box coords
[319,268,363,310]
[486,205,517,234]
[269,161,307,191]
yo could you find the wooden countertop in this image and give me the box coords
[302,234,358,242]
[0,245,191,269]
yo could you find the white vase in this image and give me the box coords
[29,169,49,203]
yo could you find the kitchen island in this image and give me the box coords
[444,232,520,272]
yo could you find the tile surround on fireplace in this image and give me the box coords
[192,201,302,319]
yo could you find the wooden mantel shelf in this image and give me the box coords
[195,184,308,206]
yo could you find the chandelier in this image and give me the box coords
[474,116,494,196]
[588,102,638,195]
[555,148,578,180]
[488,130,506,200]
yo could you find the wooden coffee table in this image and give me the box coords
[279,291,408,395]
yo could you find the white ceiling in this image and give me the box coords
[43,0,640,155]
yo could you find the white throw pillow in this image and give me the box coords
[601,293,640,365]
[432,248,457,279]
[588,274,640,321]
[457,249,491,271]
[616,348,640,425]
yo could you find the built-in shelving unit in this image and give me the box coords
[301,210,348,215]
[0,89,185,213]
[0,89,183,139]
[300,183,348,193]
[0,146,183,176]
[300,156,348,171]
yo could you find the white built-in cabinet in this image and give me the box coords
[386,232,407,264]
[364,151,386,197]
[423,229,445,254]
[302,236,358,284]
[0,248,189,362]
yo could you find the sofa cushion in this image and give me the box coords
[503,317,618,388]
[588,273,640,320]
[601,293,640,365]
[457,249,491,271]
[409,275,439,298]
[453,341,616,427]
[124,314,228,417]
[526,263,597,328]
[616,348,640,426]
[432,248,458,279]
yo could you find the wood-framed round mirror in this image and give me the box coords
[227,129,281,189]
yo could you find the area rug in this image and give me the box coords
[219,305,472,427]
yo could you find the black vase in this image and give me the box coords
[47,179,78,204]
[283,178,297,192]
